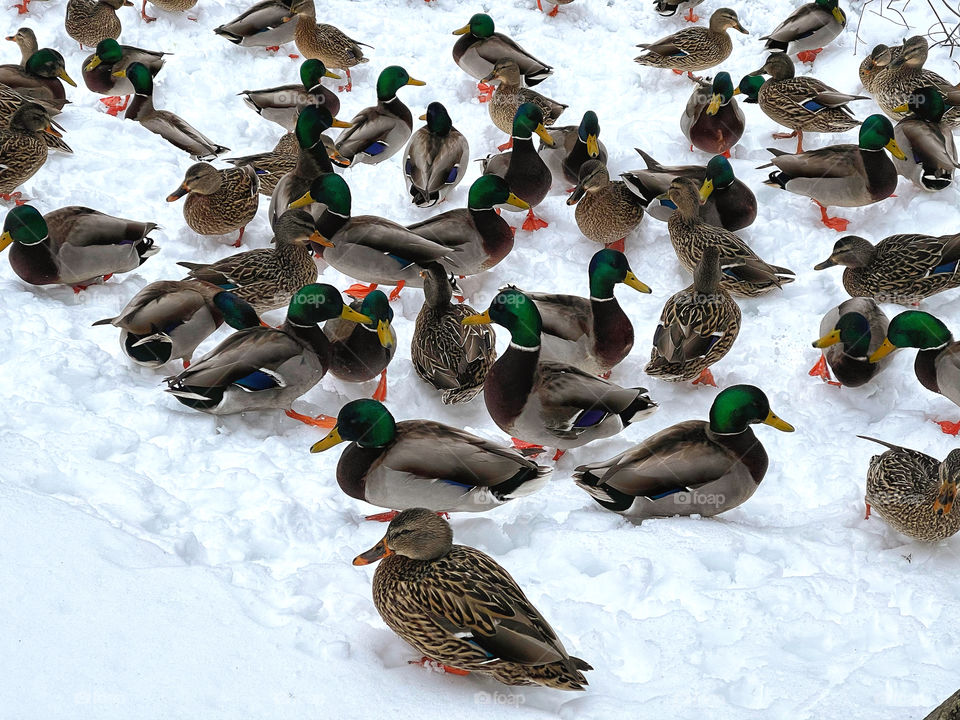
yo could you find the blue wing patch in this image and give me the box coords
[233,370,281,391]
[363,141,389,156]
[574,409,607,428]
[445,166,459,184]
[801,99,825,112]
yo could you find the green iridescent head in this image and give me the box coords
[293,173,352,216]
[705,155,736,188]
[467,175,529,211]
[707,72,735,114]
[454,13,494,38]
[376,65,425,102]
[0,204,48,251]
[295,105,336,150]
[423,101,453,135]
[357,289,395,348]
[300,58,339,89]
[899,86,950,122]
[812,312,873,358]
[709,385,795,435]
[310,398,397,452]
[93,38,123,65]
[512,102,552,143]
[870,311,953,363]
[858,115,905,158]
[736,74,764,103]
[26,48,75,85]
[213,291,262,331]
[120,61,153,94]
[463,287,542,348]
[587,249,652,299]
[286,283,369,326]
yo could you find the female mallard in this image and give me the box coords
[353,508,591,688]
[403,101,469,208]
[6,27,37,66]
[224,134,298,197]
[115,62,229,160]
[645,246,740,386]
[323,289,396,401]
[140,0,197,23]
[289,0,370,92]
[165,283,372,420]
[524,249,651,377]
[0,102,56,200]
[567,160,646,251]
[481,103,556,231]
[814,232,960,304]
[0,87,69,154]
[214,0,297,49]
[574,385,794,520]
[859,43,899,94]
[462,288,658,455]
[891,86,959,192]
[666,177,795,297]
[82,38,167,115]
[412,263,496,405]
[635,8,747,78]
[483,58,567,150]
[809,297,889,387]
[858,437,960,540]
[682,71,743,156]
[621,150,756,230]
[167,162,259,247]
[654,0,705,22]
[312,401,549,516]
[749,52,866,153]
[93,281,260,368]
[332,65,424,167]
[0,204,158,290]
[0,48,76,112]
[539,110,607,187]
[406,176,529,277]
[65,0,131,49]
[873,36,960,126]
[176,210,320,314]
[239,59,341,132]
[761,0,846,63]
[761,114,905,231]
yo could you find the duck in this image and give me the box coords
[858,437,960,540]
[165,283,372,420]
[0,48,76,112]
[635,8,747,78]
[0,102,57,200]
[0,87,70,154]
[873,36,960,126]
[645,246,741,386]
[621,150,756,230]
[352,508,591,688]
[682,71,744,156]
[760,114,905,231]
[538,110,608,187]
[891,86,959,192]
[452,13,553,100]
[814,232,960,304]
[5,27,37,66]
[312,401,551,515]
[289,0,371,92]
[323,289,396,401]
[239,59,341,132]
[405,176,529,277]
[809,297,889,387]
[140,0,197,23]
[114,62,229,161]
[65,0,131,49]
[176,210,321,314]
[332,66,424,167]
[214,0,297,49]
[654,0,705,23]
[761,0,846,63]
[402,101,469,208]
[82,38,167,116]
[93,281,261,368]
[538,0,574,17]
[481,103,556,232]
[482,58,567,150]
[859,43,900,94]
[412,262,496,405]
[573,385,794,520]
[462,288,658,455]
[224,134,298,197]
[665,177,795,298]
[567,160,646,251]
[0,204,158,290]
[749,52,866,154]
[166,162,260,247]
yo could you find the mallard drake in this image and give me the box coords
[176,210,320,314]
[165,283,372,419]
[654,0,705,22]
[313,401,550,515]
[332,66,424,167]
[666,177,795,297]
[574,385,794,520]
[140,0,197,23]
[0,204,158,290]
[567,160,645,251]
[761,0,846,63]
[452,13,553,101]
[760,114,905,231]
[621,150,756,230]
[538,110,608,187]
[891,86,959,192]
[93,281,260,368]
[82,38,167,115]
[323,289,396,400]
[481,103,555,232]
[224,134,298,197]
[214,0,296,49]
[412,262,496,404]
[858,437,960,540]
[0,48,76,112]
[749,52,866,153]
[814,232,960,304]
[859,43,899,94]
[645,246,740,386]
[682,71,743,156]
[873,36,960,126]
[462,288,658,454]
[0,87,69,153]
[6,27,37,66]
[635,8,747,78]
[65,0,131,49]
[0,102,56,199]
[353,508,591,688]
[115,62,229,160]
[483,58,567,150]
[289,0,371,92]
[239,59,341,132]
[406,176,529,277]
[809,297,889,387]
[403,101,469,208]
[167,162,259,246]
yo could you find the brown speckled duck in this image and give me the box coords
[5,27,37,66]
[635,8,747,78]
[483,58,566,150]
[167,163,259,247]
[289,0,371,92]
[567,159,645,251]
[0,102,56,200]
[65,0,132,49]
[140,0,197,23]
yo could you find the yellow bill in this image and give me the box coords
[812,329,841,349]
[84,56,102,72]
[868,338,896,363]
[892,102,909,113]
[586,134,599,157]
[452,24,471,35]
[706,94,723,116]
[332,117,353,129]
[886,138,907,160]
[311,426,345,453]
[377,319,394,348]
[288,191,314,209]
[699,178,714,202]
[506,192,530,210]
[462,310,492,326]
[535,124,555,147]
[324,70,341,79]
[623,271,652,294]
[59,69,77,87]
[0,230,13,252]
[406,77,426,86]
[341,306,372,324]
[763,411,794,432]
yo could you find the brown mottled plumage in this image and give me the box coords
[872,36,960,126]
[483,58,566,136]
[224,135,298,197]
[167,163,259,240]
[567,160,645,246]
[635,8,747,73]
[290,0,370,85]
[65,0,131,48]
[0,102,52,194]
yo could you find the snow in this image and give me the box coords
[2,0,959,717]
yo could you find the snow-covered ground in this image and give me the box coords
[2,0,959,717]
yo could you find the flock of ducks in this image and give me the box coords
[1,0,959,692]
